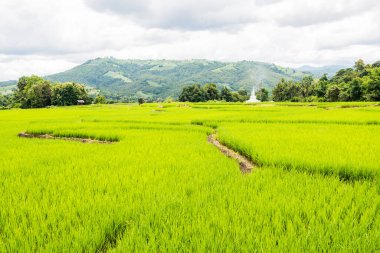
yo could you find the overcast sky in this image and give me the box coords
[0,0,379,81]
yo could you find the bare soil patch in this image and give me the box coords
[18,132,115,144]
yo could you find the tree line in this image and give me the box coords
[272,60,380,102]
[0,75,107,109]
[2,60,379,109]
[178,84,249,102]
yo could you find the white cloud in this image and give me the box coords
[0,0,379,81]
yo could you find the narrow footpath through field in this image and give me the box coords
[208,134,254,173]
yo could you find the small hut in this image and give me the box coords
[77,100,85,105]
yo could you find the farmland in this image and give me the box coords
[0,102,379,252]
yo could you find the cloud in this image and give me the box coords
[85,0,263,30]
[0,0,379,81]
[84,0,380,30]
[264,0,379,27]
[0,55,77,81]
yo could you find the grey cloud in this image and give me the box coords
[86,0,150,15]
[84,0,261,30]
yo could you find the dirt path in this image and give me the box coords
[18,132,115,144]
[208,134,254,173]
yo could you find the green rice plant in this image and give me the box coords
[217,122,380,180]
[0,103,379,252]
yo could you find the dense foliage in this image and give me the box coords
[14,75,92,108]
[51,82,92,106]
[255,88,269,101]
[272,60,380,102]
[179,84,249,102]
[0,94,12,109]
[94,95,107,104]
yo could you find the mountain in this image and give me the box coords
[0,80,16,95]
[44,58,308,100]
[1,58,309,99]
[296,65,347,78]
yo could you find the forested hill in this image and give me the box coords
[45,58,307,101]
[296,65,347,78]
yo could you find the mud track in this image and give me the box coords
[18,132,114,144]
[208,134,254,173]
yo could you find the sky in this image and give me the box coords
[0,0,379,81]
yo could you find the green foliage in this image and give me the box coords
[179,84,205,102]
[16,75,52,108]
[137,97,145,105]
[14,75,92,108]
[235,89,250,102]
[272,60,380,102]
[94,95,107,104]
[51,82,92,106]
[178,84,249,102]
[373,61,380,67]
[272,79,302,101]
[348,78,363,100]
[17,75,45,92]
[164,96,174,103]
[354,59,365,72]
[220,86,233,102]
[325,85,341,102]
[255,88,269,101]
[0,94,12,108]
[203,83,220,100]
[300,76,313,97]
[365,68,380,101]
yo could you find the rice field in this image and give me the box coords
[0,103,379,252]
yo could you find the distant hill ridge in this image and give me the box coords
[2,58,316,99]
[296,65,348,77]
[44,57,310,100]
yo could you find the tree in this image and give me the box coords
[338,87,350,101]
[27,81,52,108]
[137,97,145,105]
[164,96,174,103]
[270,59,380,102]
[179,85,206,102]
[366,69,380,101]
[313,76,329,97]
[220,86,233,102]
[255,88,269,101]
[0,94,12,108]
[15,75,51,108]
[51,82,91,106]
[272,79,301,101]
[348,78,362,101]
[94,95,107,104]
[372,61,380,68]
[237,89,249,101]
[300,76,313,98]
[325,85,340,102]
[17,75,45,93]
[272,79,288,101]
[354,59,365,72]
[203,83,219,101]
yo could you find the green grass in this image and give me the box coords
[0,103,379,252]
